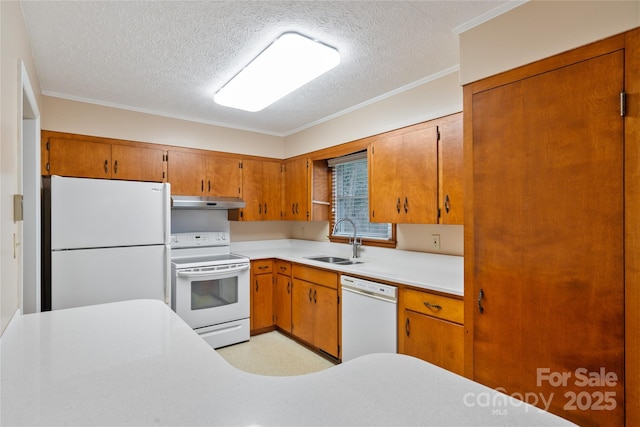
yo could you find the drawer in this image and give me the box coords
[402,288,463,324]
[252,259,273,274]
[275,260,292,276]
[292,264,338,289]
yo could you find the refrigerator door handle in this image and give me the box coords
[165,244,171,305]
[164,183,171,245]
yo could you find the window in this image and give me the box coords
[329,151,393,242]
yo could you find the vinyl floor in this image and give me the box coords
[216,331,336,376]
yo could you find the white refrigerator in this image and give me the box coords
[44,176,171,311]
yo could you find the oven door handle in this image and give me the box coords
[177,264,249,278]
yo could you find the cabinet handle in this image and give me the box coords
[258,265,269,270]
[264,203,267,214]
[396,197,401,213]
[313,289,317,304]
[208,180,211,193]
[104,160,109,173]
[444,194,451,213]
[308,288,313,302]
[287,281,291,294]
[424,301,443,311]
[295,203,299,214]
[279,266,287,272]
[292,203,295,214]
[404,197,408,213]
[255,280,259,292]
[405,317,410,337]
[259,204,262,214]
[201,180,204,192]
[114,160,118,174]
[478,289,485,314]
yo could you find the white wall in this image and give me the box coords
[459,0,640,85]
[283,70,462,157]
[1,1,43,334]
[41,96,284,158]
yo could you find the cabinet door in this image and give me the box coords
[112,145,165,182]
[206,155,240,197]
[400,310,464,375]
[284,158,309,221]
[240,159,263,221]
[401,126,438,223]
[291,279,314,344]
[167,151,206,195]
[369,135,401,222]
[48,137,111,179]
[313,284,339,358]
[262,161,282,221]
[275,273,292,333]
[470,50,624,425]
[252,273,274,330]
[438,117,463,224]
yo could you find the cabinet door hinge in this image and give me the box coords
[46,140,50,151]
[621,91,627,117]
[165,152,169,161]
[306,160,309,168]
[437,127,441,142]
[239,161,243,169]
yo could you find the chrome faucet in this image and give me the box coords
[333,218,361,258]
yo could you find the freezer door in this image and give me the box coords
[50,176,170,250]
[51,245,169,310]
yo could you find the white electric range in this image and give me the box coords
[170,232,250,349]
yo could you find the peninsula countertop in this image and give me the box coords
[231,239,464,296]
[1,300,574,426]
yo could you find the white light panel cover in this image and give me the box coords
[214,33,340,112]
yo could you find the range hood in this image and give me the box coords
[171,195,245,210]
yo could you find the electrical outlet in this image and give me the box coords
[431,234,441,250]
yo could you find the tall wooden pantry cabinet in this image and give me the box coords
[464,29,640,427]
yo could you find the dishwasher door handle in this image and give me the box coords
[341,286,397,303]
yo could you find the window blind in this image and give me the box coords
[330,151,392,240]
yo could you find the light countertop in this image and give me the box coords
[0,300,574,426]
[231,239,464,296]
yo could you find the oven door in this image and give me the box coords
[173,263,249,330]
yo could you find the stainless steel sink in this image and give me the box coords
[306,256,363,265]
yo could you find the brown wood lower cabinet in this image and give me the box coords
[274,261,292,333]
[398,287,464,375]
[250,260,274,332]
[291,264,339,358]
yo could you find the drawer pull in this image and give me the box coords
[258,265,269,270]
[424,301,443,311]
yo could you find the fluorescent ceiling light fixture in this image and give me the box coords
[214,32,340,112]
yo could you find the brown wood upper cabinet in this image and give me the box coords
[167,150,241,196]
[368,114,463,225]
[369,125,439,223]
[438,115,463,225]
[233,159,282,221]
[42,133,165,182]
[284,158,310,221]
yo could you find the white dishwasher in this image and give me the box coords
[341,275,397,362]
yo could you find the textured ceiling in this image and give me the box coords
[20,1,512,136]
